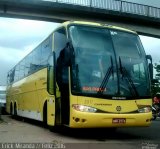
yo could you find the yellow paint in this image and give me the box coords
[47,97,55,126]
[6,68,55,123]
[63,21,136,34]
[69,95,152,128]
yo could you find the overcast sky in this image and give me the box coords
[0,17,160,85]
[0,17,59,85]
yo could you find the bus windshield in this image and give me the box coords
[69,25,150,99]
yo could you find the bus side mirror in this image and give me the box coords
[146,55,153,80]
[146,55,152,63]
[47,66,54,95]
[47,53,56,95]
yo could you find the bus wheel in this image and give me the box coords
[10,103,13,117]
[49,125,61,132]
[43,101,47,128]
[14,103,17,119]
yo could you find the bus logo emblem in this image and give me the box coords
[116,106,121,112]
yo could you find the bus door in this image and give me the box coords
[53,28,70,125]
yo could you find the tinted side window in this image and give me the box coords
[14,64,19,81]
[54,28,67,60]
[7,35,53,83]
[19,59,25,79]
[41,36,52,66]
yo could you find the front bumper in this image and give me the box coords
[70,110,152,128]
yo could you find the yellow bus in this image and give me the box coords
[6,21,153,128]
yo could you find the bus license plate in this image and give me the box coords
[112,118,126,124]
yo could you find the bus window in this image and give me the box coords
[41,37,52,66]
[54,28,67,60]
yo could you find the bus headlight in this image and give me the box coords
[138,106,151,113]
[72,104,97,113]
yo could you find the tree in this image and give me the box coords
[152,63,160,96]
[154,63,160,79]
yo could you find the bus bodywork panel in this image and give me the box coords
[6,68,55,121]
[69,95,152,128]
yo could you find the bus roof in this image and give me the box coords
[61,21,137,34]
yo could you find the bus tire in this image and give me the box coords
[49,125,61,132]
[14,103,17,119]
[10,103,13,116]
[43,101,47,128]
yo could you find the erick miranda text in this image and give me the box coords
[0,143,65,149]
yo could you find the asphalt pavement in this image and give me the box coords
[0,115,160,149]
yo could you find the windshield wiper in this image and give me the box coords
[119,57,139,97]
[98,56,114,94]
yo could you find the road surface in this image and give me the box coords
[0,115,160,149]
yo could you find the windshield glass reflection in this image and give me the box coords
[69,25,150,99]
